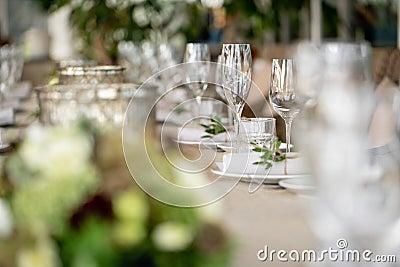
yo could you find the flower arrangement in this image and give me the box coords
[0,122,233,267]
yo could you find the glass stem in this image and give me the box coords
[195,95,202,106]
[228,109,234,127]
[285,120,292,153]
[283,120,292,175]
[195,95,202,116]
[234,112,242,152]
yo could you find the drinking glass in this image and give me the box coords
[295,41,400,262]
[238,117,277,192]
[238,118,276,152]
[184,43,210,113]
[0,46,11,99]
[221,44,252,147]
[215,54,233,126]
[0,45,23,98]
[0,46,15,151]
[215,54,225,99]
[269,59,299,153]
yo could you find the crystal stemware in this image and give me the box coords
[0,45,14,151]
[184,43,210,115]
[296,41,400,263]
[221,44,252,150]
[269,59,299,153]
[215,54,233,127]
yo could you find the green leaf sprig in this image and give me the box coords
[252,139,286,169]
[199,116,227,139]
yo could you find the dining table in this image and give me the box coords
[3,88,318,267]
[209,177,318,267]
[161,124,318,267]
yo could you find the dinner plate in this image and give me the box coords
[174,127,235,148]
[175,139,234,147]
[217,142,293,152]
[278,177,316,194]
[211,162,309,184]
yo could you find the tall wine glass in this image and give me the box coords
[221,44,252,148]
[269,59,299,153]
[215,54,233,127]
[184,43,210,114]
[295,41,400,260]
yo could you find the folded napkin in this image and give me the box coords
[177,126,235,143]
[219,152,308,176]
[0,108,15,126]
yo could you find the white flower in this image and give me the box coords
[17,238,60,267]
[132,6,149,27]
[0,198,13,238]
[19,125,92,178]
[201,0,224,8]
[152,222,193,252]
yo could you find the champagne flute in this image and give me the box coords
[221,44,252,149]
[184,43,210,114]
[295,41,400,260]
[215,54,233,127]
[269,59,299,153]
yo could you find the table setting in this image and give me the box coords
[0,38,399,267]
[155,42,314,196]
[152,40,400,265]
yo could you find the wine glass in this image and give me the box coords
[184,43,210,114]
[215,54,234,127]
[215,54,225,100]
[221,44,252,149]
[0,46,13,151]
[295,41,400,261]
[269,59,299,153]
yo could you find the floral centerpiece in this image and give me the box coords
[0,121,233,267]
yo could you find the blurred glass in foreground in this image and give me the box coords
[294,41,400,266]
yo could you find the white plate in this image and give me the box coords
[278,177,316,194]
[217,142,293,152]
[211,162,309,184]
[175,139,234,147]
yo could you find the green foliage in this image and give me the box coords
[199,116,227,139]
[224,0,308,42]
[35,0,206,63]
[0,123,234,267]
[59,218,118,267]
[252,139,285,170]
[35,0,340,60]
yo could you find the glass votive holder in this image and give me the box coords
[35,83,139,126]
[238,117,276,152]
[58,65,125,85]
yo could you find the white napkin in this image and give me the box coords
[177,126,235,143]
[219,152,308,176]
[0,108,15,126]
